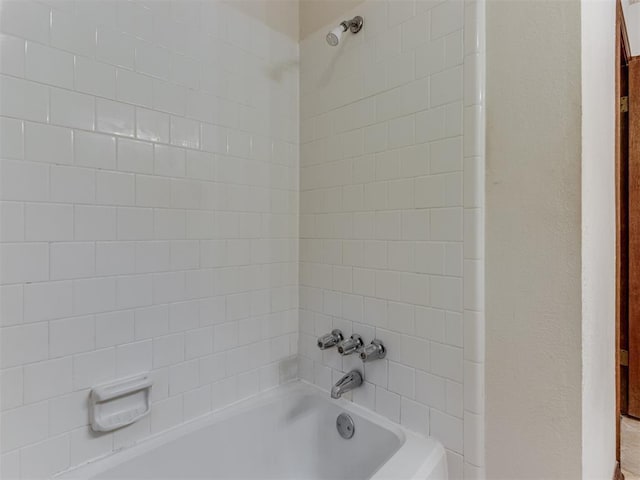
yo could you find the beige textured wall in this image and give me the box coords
[485,0,583,478]
[299,0,366,39]
[225,0,300,40]
[226,0,368,41]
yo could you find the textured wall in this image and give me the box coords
[299,0,366,40]
[485,0,583,478]
[0,1,299,477]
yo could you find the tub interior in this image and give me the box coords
[89,393,403,480]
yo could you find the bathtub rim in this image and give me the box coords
[56,380,446,480]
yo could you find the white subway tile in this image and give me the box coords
[72,348,116,390]
[150,395,182,434]
[375,387,401,423]
[0,34,25,77]
[1,323,48,368]
[50,88,95,130]
[49,390,89,436]
[50,242,94,280]
[25,42,74,89]
[430,341,463,381]
[0,401,48,452]
[20,433,70,478]
[170,116,200,149]
[51,166,95,204]
[96,98,135,137]
[96,171,135,206]
[75,56,116,99]
[0,117,24,160]
[116,275,153,309]
[117,207,154,240]
[134,305,169,340]
[446,378,463,417]
[430,207,463,241]
[74,206,116,241]
[51,9,96,57]
[0,1,50,44]
[0,367,23,411]
[137,108,170,143]
[73,277,117,315]
[0,201,24,242]
[388,362,415,398]
[0,242,49,284]
[430,409,463,453]
[415,370,446,409]
[116,69,153,107]
[0,76,49,122]
[23,357,73,403]
[169,359,199,395]
[0,160,49,201]
[430,66,463,107]
[74,131,116,170]
[25,203,73,241]
[430,0,464,39]
[0,284,23,326]
[96,241,135,276]
[400,397,429,435]
[153,333,184,368]
[50,315,95,358]
[25,122,73,166]
[152,79,186,115]
[23,280,73,323]
[415,39,445,78]
[170,54,200,89]
[96,27,135,69]
[69,427,113,466]
[117,138,153,174]
[135,41,170,80]
[116,340,152,376]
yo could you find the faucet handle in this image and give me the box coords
[317,329,343,350]
[359,339,386,362]
[337,334,363,356]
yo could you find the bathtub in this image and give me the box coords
[57,381,447,480]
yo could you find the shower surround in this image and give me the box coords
[298,0,485,477]
[0,1,299,477]
[0,0,485,478]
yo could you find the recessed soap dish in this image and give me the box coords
[90,374,153,433]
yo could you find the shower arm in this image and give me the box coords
[342,16,364,34]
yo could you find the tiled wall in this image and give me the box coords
[297,0,485,477]
[0,1,299,477]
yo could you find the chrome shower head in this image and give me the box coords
[326,16,364,46]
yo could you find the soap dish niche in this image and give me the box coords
[90,374,153,433]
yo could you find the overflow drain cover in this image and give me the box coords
[336,413,355,439]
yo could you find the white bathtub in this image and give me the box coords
[57,381,447,480]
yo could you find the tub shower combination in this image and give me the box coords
[44,12,451,479]
[59,331,447,479]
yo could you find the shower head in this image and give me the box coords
[326,16,364,46]
[326,25,345,46]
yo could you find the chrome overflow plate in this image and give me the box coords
[336,413,355,439]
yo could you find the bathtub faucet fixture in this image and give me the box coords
[331,370,363,399]
[317,329,344,350]
[337,334,363,356]
[359,339,386,362]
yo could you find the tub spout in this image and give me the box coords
[331,370,363,399]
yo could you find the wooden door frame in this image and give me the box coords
[616,0,631,465]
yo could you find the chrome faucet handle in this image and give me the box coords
[331,370,363,399]
[359,339,386,362]
[317,329,343,350]
[337,334,363,356]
